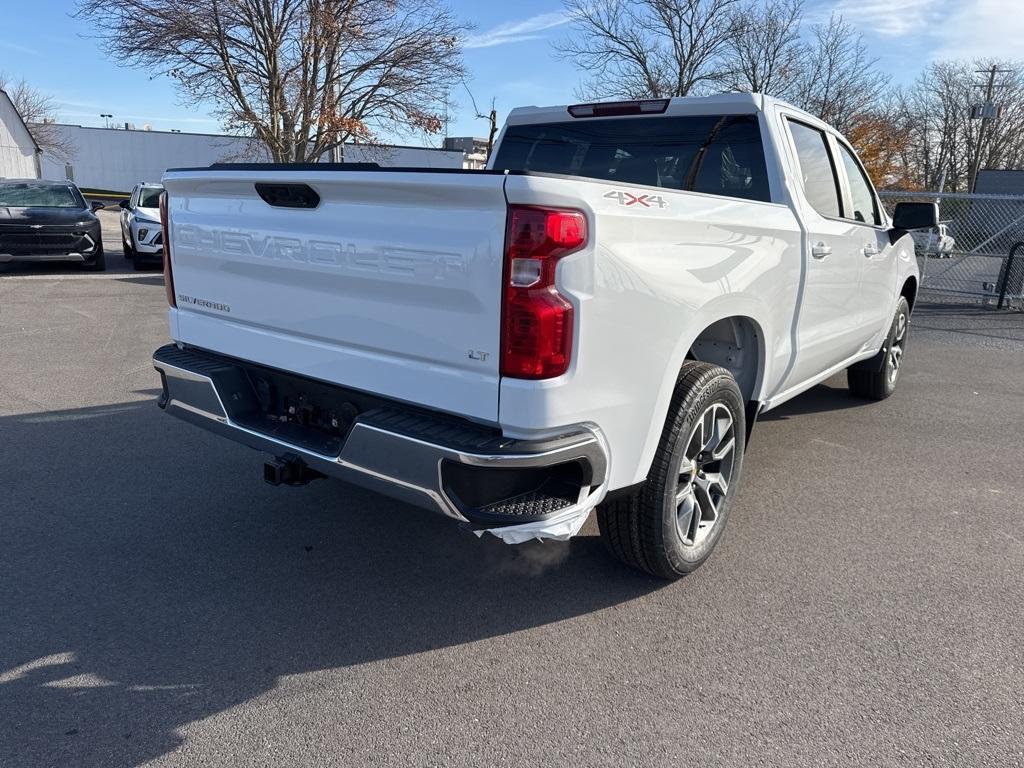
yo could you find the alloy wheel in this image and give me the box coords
[675,403,737,547]
[888,311,907,384]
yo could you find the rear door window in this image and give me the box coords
[493,114,771,202]
[787,120,842,218]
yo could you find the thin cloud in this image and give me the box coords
[0,40,38,55]
[823,0,939,36]
[934,0,1024,59]
[824,0,1022,57]
[464,11,570,49]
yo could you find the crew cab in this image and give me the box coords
[152,94,936,578]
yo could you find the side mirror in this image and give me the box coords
[91,200,106,212]
[118,199,130,209]
[891,202,938,231]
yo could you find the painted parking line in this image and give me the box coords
[0,272,162,281]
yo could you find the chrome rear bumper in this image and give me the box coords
[153,344,607,527]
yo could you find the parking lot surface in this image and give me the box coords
[2,233,1023,766]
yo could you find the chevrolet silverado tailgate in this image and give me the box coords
[161,168,508,422]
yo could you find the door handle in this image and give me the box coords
[863,244,880,257]
[811,242,832,259]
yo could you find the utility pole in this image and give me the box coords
[968,65,1012,193]
[484,100,498,159]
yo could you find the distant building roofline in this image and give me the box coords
[47,123,464,154]
[0,88,42,154]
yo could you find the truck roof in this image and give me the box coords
[505,92,827,131]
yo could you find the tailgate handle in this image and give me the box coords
[255,183,320,209]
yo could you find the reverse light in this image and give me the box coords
[159,191,176,308]
[500,205,587,379]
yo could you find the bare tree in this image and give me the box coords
[897,59,1024,191]
[461,80,498,158]
[719,0,803,96]
[0,73,76,161]
[789,15,889,133]
[76,0,469,163]
[560,0,742,99]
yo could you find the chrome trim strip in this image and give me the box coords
[0,253,87,263]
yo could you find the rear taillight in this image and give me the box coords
[159,191,175,308]
[500,205,587,379]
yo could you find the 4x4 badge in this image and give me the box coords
[603,190,669,209]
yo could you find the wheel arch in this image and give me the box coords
[686,315,766,404]
[900,274,918,312]
[629,303,772,486]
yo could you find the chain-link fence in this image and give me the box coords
[878,191,1024,308]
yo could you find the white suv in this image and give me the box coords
[119,183,164,270]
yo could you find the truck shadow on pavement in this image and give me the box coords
[758,381,869,420]
[0,400,663,768]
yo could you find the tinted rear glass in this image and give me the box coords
[0,183,83,208]
[138,187,163,208]
[492,114,770,202]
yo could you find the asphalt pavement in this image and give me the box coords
[1,226,1023,767]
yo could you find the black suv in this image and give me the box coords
[0,179,106,271]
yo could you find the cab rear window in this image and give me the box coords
[492,114,770,202]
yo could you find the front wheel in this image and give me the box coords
[847,296,910,400]
[83,244,106,272]
[597,362,746,579]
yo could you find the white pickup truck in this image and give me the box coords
[152,94,936,579]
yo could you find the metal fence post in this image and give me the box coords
[997,242,1024,309]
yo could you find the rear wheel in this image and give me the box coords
[847,297,910,400]
[597,361,745,579]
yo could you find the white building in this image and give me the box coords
[444,136,489,170]
[39,123,467,194]
[0,89,41,179]
[41,124,259,191]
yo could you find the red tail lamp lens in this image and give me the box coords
[500,206,587,379]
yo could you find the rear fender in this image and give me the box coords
[631,297,771,484]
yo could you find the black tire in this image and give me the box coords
[847,297,910,400]
[83,243,106,272]
[123,235,135,259]
[132,250,146,271]
[597,361,746,579]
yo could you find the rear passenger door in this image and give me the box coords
[782,117,866,388]
[832,139,896,342]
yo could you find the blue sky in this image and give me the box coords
[0,0,1020,142]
